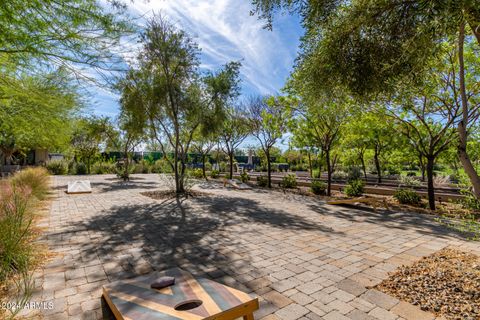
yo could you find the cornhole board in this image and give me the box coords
[67,180,92,194]
[102,267,259,320]
[223,179,252,190]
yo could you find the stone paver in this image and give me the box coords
[22,174,479,319]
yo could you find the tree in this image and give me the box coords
[71,117,111,174]
[0,70,79,166]
[249,96,290,187]
[291,98,350,196]
[192,134,217,180]
[0,0,133,80]
[121,15,241,193]
[251,0,480,198]
[220,107,251,179]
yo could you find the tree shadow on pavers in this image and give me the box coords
[78,193,343,288]
[89,180,159,193]
[307,202,475,240]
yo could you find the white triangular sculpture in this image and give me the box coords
[225,179,252,190]
[67,180,92,194]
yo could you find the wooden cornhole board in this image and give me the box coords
[67,180,92,194]
[102,267,259,320]
[223,179,252,190]
[327,196,389,211]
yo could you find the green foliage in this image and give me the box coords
[257,175,268,187]
[394,189,422,206]
[92,162,116,174]
[151,159,173,174]
[344,179,364,197]
[312,169,321,178]
[190,168,204,179]
[75,162,87,175]
[11,168,50,201]
[311,180,327,195]
[210,170,220,179]
[240,171,250,183]
[46,160,68,175]
[399,175,421,187]
[347,166,362,181]
[281,174,297,189]
[460,189,480,211]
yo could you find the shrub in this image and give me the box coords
[92,162,116,174]
[394,188,421,205]
[311,169,321,179]
[257,175,268,187]
[332,171,348,180]
[210,170,219,179]
[46,160,68,175]
[347,166,362,181]
[151,159,173,173]
[311,180,326,195]
[190,168,204,179]
[75,162,87,175]
[460,189,480,211]
[344,179,364,197]
[281,174,297,189]
[0,184,35,280]
[240,171,249,183]
[399,175,421,187]
[133,162,150,174]
[406,171,417,177]
[11,168,50,201]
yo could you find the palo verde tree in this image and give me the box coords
[220,107,251,179]
[122,15,241,193]
[191,132,218,180]
[0,69,79,166]
[248,96,290,188]
[251,0,480,198]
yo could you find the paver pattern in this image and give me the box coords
[23,174,480,319]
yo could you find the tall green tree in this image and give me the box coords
[0,70,79,166]
[121,15,241,193]
[251,0,480,198]
[249,96,290,188]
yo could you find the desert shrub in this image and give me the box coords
[394,188,421,205]
[0,185,35,280]
[11,168,50,201]
[204,162,212,171]
[399,175,421,187]
[460,189,480,211]
[257,175,268,187]
[332,171,348,180]
[132,161,150,174]
[344,179,364,197]
[312,169,321,179]
[281,174,297,188]
[151,159,173,173]
[75,162,87,175]
[190,168,204,179]
[92,162,116,174]
[46,160,68,175]
[311,180,326,195]
[240,171,249,183]
[433,174,451,187]
[210,170,219,178]
[406,171,417,177]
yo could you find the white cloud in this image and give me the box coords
[125,0,300,95]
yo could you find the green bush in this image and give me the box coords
[240,171,249,183]
[190,168,204,179]
[312,169,321,179]
[344,179,364,197]
[257,175,268,187]
[150,159,173,173]
[311,180,326,195]
[399,175,421,187]
[281,174,297,189]
[75,162,87,175]
[11,168,50,201]
[394,188,421,205]
[92,162,116,174]
[347,166,362,181]
[332,171,348,180]
[46,160,68,175]
[460,189,480,211]
[210,170,219,179]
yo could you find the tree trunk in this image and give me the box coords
[360,152,367,179]
[202,154,207,180]
[174,137,181,193]
[307,151,312,178]
[123,145,129,181]
[87,158,91,175]
[426,156,436,210]
[374,147,382,183]
[325,149,332,196]
[229,152,234,179]
[458,22,480,198]
[266,149,272,188]
[419,156,426,182]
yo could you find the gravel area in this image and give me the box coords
[377,248,480,320]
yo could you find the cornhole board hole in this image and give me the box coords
[102,267,259,320]
[67,180,92,194]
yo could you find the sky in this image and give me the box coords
[88,0,303,118]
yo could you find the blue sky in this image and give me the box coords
[88,0,303,118]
